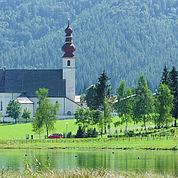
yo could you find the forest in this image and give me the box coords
[0,0,177,93]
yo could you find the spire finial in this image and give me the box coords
[68,18,70,27]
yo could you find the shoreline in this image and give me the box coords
[0,137,177,150]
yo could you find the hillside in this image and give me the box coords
[0,0,177,93]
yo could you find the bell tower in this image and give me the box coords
[62,19,76,101]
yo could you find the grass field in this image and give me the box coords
[0,119,78,140]
[0,117,157,140]
[0,118,177,150]
[0,135,177,150]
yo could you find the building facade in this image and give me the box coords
[0,20,79,120]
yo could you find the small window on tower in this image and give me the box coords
[67,60,70,66]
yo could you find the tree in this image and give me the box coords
[96,71,112,109]
[32,88,60,138]
[134,75,154,136]
[160,65,170,86]
[75,107,93,130]
[22,108,31,123]
[169,66,178,127]
[85,85,98,110]
[116,81,135,137]
[6,100,21,124]
[156,84,173,135]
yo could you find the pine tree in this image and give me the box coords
[169,66,178,126]
[96,71,112,109]
[160,65,170,86]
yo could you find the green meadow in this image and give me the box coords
[0,120,78,140]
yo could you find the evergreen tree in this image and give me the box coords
[169,66,178,127]
[160,65,170,86]
[134,75,154,136]
[96,71,112,109]
[85,85,98,110]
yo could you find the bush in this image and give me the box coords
[75,126,84,138]
[67,131,72,138]
[85,128,98,138]
[128,130,135,137]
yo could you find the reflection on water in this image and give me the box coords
[0,149,177,176]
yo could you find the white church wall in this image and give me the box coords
[0,93,21,116]
[63,58,75,101]
[29,97,79,117]
[21,103,33,118]
[65,98,79,116]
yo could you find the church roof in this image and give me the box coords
[16,97,33,104]
[0,69,66,97]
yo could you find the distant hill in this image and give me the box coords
[0,0,177,93]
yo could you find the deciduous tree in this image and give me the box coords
[134,75,154,136]
[6,100,21,124]
[116,81,135,136]
[156,84,173,135]
[32,88,60,138]
[22,108,31,123]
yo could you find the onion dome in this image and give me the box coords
[62,19,76,58]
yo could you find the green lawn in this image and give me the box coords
[0,119,78,140]
[0,136,177,150]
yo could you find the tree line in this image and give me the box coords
[0,0,177,93]
[75,66,177,137]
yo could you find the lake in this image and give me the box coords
[0,149,177,176]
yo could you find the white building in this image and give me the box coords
[0,20,79,120]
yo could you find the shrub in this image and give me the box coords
[75,126,84,138]
[128,130,135,137]
[85,128,98,138]
[67,131,72,138]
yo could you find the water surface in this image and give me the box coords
[0,149,177,176]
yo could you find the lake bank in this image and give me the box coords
[0,137,177,150]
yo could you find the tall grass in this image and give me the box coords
[0,169,175,178]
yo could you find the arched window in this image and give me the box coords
[0,101,2,111]
[67,60,70,66]
[67,111,71,116]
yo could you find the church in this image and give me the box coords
[0,20,79,120]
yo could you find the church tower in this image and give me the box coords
[62,19,76,101]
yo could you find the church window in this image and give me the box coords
[67,60,70,66]
[0,101,2,111]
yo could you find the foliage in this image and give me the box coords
[22,108,31,123]
[155,84,173,135]
[6,100,21,124]
[115,81,135,136]
[32,88,60,138]
[85,85,98,110]
[160,65,170,86]
[169,66,178,126]
[75,107,93,130]
[75,126,85,138]
[0,0,177,94]
[95,71,112,109]
[134,75,154,135]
